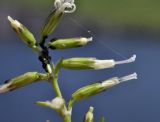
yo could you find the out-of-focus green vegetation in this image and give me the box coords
[78,0,160,27]
[3,0,160,27]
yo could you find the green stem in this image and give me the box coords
[63,115,71,122]
[68,99,74,111]
[50,73,62,98]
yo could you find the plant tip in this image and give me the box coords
[131,54,136,62]
[88,37,93,42]
[115,54,137,65]
[0,84,10,93]
[7,16,14,22]
[89,106,94,112]
[118,72,138,83]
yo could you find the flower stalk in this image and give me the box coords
[0,0,138,122]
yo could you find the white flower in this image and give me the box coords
[0,83,11,93]
[8,16,21,29]
[50,97,65,110]
[37,97,65,111]
[101,73,137,87]
[54,0,76,13]
[118,72,137,83]
[62,54,137,70]
[93,54,136,70]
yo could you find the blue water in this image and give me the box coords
[0,35,159,122]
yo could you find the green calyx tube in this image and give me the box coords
[41,0,76,39]
[0,72,49,93]
[61,57,96,70]
[71,78,119,101]
[48,37,92,49]
[41,9,63,39]
[71,73,137,102]
[8,16,37,48]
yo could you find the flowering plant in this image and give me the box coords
[0,0,137,122]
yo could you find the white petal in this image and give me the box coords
[0,84,11,93]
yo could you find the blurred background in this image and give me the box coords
[0,0,160,122]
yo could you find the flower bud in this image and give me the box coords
[36,97,65,111]
[62,55,136,70]
[41,9,63,39]
[36,97,68,117]
[84,106,94,122]
[8,16,37,48]
[41,0,76,38]
[48,37,92,50]
[71,73,137,101]
[0,72,49,93]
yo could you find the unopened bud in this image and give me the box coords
[36,97,65,111]
[41,9,63,39]
[48,37,92,50]
[84,106,94,122]
[62,55,136,70]
[0,72,49,93]
[8,16,37,48]
[71,73,137,101]
[36,97,68,117]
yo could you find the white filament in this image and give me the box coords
[115,54,136,65]
[64,4,76,13]
[54,0,62,9]
[118,72,137,83]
